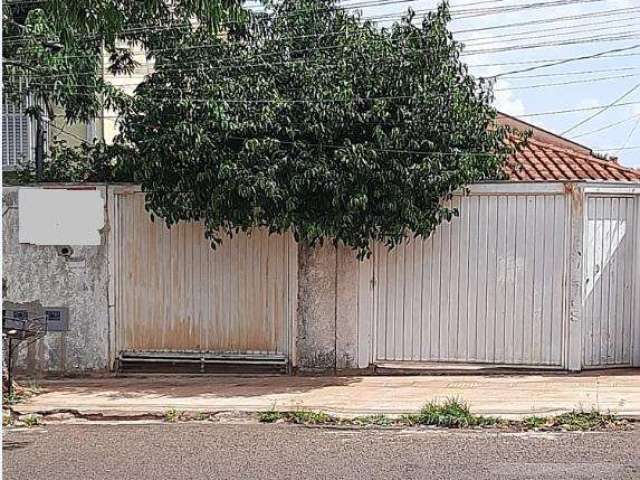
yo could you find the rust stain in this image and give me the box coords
[117,193,289,354]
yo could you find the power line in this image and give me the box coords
[464,31,640,56]
[39,114,640,159]
[462,19,640,47]
[595,145,640,151]
[492,43,640,77]
[5,0,634,50]
[561,81,640,135]
[19,71,640,92]
[611,117,640,156]
[570,114,640,139]
[9,24,640,72]
[5,3,639,51]
[454,5,640,34]
[508,66,640,79]
[87,100,640,120]
[519,101,640,118]
[494,73,640,91]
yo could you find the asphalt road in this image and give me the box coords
[3,423,640,480]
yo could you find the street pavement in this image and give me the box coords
[3,423,640,480]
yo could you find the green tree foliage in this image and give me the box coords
[2,0,244,123]
[121,0,526,256]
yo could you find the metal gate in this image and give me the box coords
[373,193,568,366]
[583,196,637,367]
[114,192,297,357]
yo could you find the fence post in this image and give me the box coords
[566,184,584,371]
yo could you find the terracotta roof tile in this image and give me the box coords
[505,137,640,182]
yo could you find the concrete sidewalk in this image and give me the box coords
[11,370,640,419]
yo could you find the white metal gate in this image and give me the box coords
[583,195,637,367]
[373,193,568,366]
[114,192,297,356]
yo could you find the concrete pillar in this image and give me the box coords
[296,242,337,372]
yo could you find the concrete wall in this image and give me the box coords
[295,243,369,373]
[2,187,110,374]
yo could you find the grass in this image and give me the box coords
[257,409,332,425]
[163,408,184,423]
[402,398,498,428]
[523,415,548,429]
[552,410,621,431]
[21,415,40,427]
[256,400,627,432]
[351,414,393,426]
[288,410,332,425]
[194,412,210,421]
[3,378,42,406]
[258,409,284,423]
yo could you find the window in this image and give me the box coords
[2,90,49,171]
[2,98,34,169]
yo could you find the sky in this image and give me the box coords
[346,0,640,168]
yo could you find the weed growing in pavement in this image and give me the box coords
[3,378,42,406]
[523,416,547,429]
[258,410,284,423]
[21,415,40,427]
[288,410,332,425]
[194,412,210,421]
[351,414,393,426]
[257,410,332,425]
[402,398,498,428]
[164,408,184,423]
[552,410,622,431]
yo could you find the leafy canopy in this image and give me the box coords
[2,0,244,123]
[122,0,525,257]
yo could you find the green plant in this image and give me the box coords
[552,410,619,431]
[3,410,12,427]
[258,410,284,423]
[163,408,184,423]
[288,411,332,425]
[21,415,40,427]
[352,414,393,426]
[405,398,497,428]
[120,0,527,258]
[194,412,210,421]
[523,415,547,429]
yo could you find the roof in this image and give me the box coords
[498,114,640,182]
[504,137,640,182]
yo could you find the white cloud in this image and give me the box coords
[493,79,526,117]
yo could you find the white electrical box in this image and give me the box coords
[18,188,105,246]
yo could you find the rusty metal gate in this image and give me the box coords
[113,192,297,362]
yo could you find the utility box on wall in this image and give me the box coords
[18,188,105,245]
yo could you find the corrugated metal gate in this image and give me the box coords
[372,192,568,366]
[583,195,637,367]
[114,192,297,358]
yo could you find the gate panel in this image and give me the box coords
[115,192,294,355]
[583,196,636,367]
[374,193,568,366]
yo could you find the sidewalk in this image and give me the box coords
[11,370,640,419]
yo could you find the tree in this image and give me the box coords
[2,0,244,176]
[120,0,526,257]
